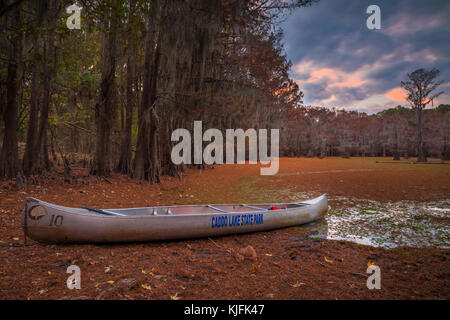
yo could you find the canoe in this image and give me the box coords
[21,194,328,243]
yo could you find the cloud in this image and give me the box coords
[281,0,450,113]
[385,87,407,102]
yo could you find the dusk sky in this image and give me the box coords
[281,0,450,114]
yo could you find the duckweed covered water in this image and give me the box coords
[235,176,449,249]
[307,198,450,249]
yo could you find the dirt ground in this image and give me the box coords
[0,157,449,300]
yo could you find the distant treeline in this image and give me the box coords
[280,104,450,160]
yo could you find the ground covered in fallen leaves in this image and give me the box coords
[0,157,449,299]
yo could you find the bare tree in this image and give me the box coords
[401,68,444,162]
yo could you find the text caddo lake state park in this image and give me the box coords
[211,213,264,228]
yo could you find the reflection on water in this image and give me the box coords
[305,198,450,249]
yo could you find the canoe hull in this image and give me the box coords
[22,195,328,243]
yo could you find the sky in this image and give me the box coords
[280,0,450,114]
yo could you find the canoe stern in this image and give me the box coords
[301,193,328,221]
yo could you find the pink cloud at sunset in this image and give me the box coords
[381,12,446,38]
[308,68,339,82]
[329,76,366,88]
[384,87,407,102]
[294,61,366,89]
[292,60,389,112]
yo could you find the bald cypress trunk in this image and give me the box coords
[117,45,135,174]
[0,6,21,180]
[442,136,450,161]
[117,0,137,175]
[416,108,427,162]
[133,1,161,181]
[393,120,400,160]
[133,39,161,181]
[91,2,118,177]
[22,38,41,176]
[22,0,47,176]
[34,25,54,173]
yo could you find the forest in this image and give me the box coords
[0,0,449,185]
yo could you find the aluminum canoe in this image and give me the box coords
[21,194,328,243]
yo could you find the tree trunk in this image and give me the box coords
[133,1,161,181]
[442,136,450,161]
[148,107,161,183]
[416,108,427,162]
[0,7,21,180]
[117,43,136,174]
[393,122,400,160]
[34,29,54,173]
[22,0,47,176]
[91,3,118,177]
[133,43,161,181]
[22,37,41,176]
